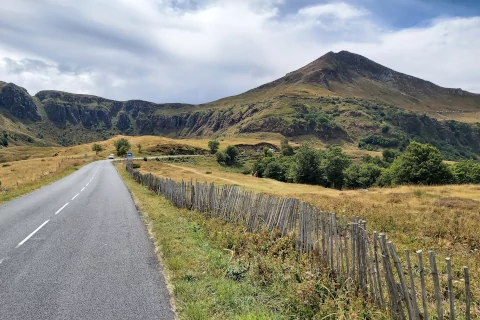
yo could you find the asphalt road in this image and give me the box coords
[0,161,175,320]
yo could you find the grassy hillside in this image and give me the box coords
[1,51,479,160]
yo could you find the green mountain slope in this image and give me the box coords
[0,51,479,160]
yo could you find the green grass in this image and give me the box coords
[117,164,387,319]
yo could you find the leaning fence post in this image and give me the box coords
[429,251,443,320]
[379,234,404,320]
[388,242,414,320]
[405,250,420,320]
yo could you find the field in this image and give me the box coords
[1,134,479,316]
[134,155,480,312]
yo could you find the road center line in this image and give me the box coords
[71,193,79,200]
[81,187,85,192]
[86,183,89,186]
[55,202,69,215]
[16,220,50,248]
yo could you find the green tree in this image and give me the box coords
[208,140,220,154]
[114,138,131,156]
[323,146,351,189]
[264,157,294,182]
[118,145,129,157]
[281,138,294,156]
[363,155,387,167]
[291,145,325,185]
[224,145,239,165]
[387,141,453,185]
[344,163,382,189]
[453,160,480,184]
[263,146,273,157]
[91,143,103,155]
[382,149,400,164]
[137,143,142,154]
[216,151,227,164]
[252,157,276,177]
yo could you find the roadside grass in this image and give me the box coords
[0,156,97,204]
[117,164,386,319]
[134,158,480,311]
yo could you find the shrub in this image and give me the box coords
[344,163,383,189]
[263,146,273,157]
[252,157,276,177]
[453,160,480,184]
[281,138,295,156]
[216,151,227,164]
[224,145,239,165]
[358,135,400,150]
[382,149,400,164]
[143,156,147,161]
[91,143,103,155]
[132,163,141,169]
[264,158,292,182]
[208,140,220,154]
[114,138,131,156]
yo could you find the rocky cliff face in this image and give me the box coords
[1,50,480,159]
[0,83,41,121]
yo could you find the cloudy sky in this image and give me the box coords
[0,0,479,103]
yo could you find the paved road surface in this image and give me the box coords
[0,161,174,320]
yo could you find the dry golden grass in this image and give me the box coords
[137,157,480,308]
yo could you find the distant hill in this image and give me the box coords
[255,51,480,112]
[0,51,479,160]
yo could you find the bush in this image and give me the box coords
[143,157,147,161]
[114,138,131,156]
[208,140,220,154]
[132,163,141,169]
[263,146,273,157]
[453,160,480,184]
[382,149,400,164]
[224,145,239,165]
[91,143,103,155]
[216,151,227,164]
[358,135,400,150]
[344,163,383,189]
[264,158,293,182]
[252,157,276,177]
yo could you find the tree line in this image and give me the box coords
[251,140,480,189]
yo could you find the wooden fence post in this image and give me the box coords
[429,251,443,320]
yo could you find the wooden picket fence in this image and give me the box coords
[126,163,474,319]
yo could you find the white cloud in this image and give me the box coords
[0,0,478,104]
[298,3,367,20]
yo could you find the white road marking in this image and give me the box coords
[71,193,79,200]
[0,257,8,265]
[55,202,69,215]
[86,183,89,186]
[81,187,85,192]
[16,220,50,248]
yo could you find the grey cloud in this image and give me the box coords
[0,0,478,105]
[3,57,52,74]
